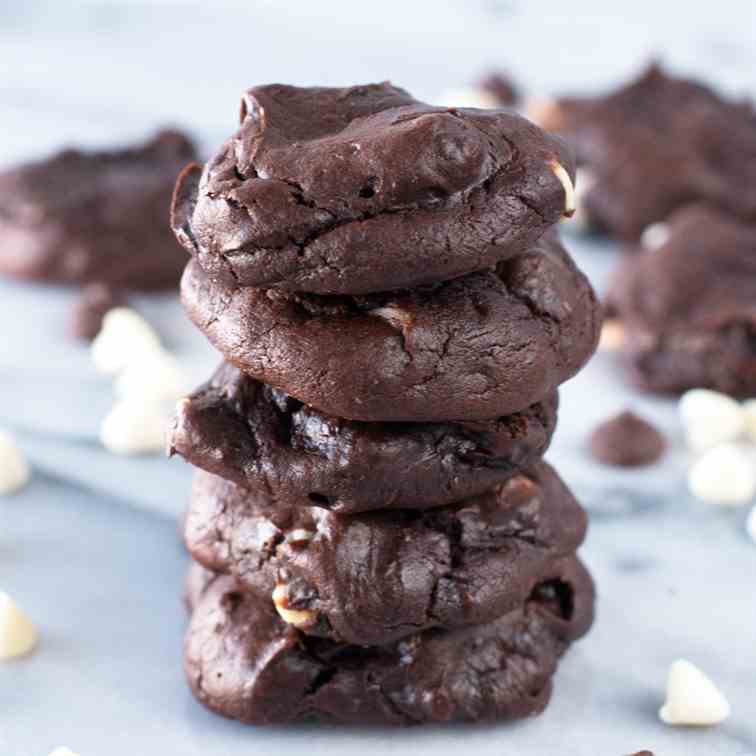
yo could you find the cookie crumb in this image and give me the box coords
[0,592,38,659]
[0,430,30,495]
[659,659,730,726]
[589,411,665,467]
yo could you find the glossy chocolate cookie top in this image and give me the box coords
[606,204,756,396]
[184,559,594,725]
[0,130,196,289]
[539,64,756,239]
[169,362,557,513]
[181,229,600,422]
[184,462,587,646]
[172,81,575,294]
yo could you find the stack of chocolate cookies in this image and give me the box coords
[168,82,601,726]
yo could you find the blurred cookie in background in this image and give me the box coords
[0,129,197,290]
[604,204,756,396]
[530,63,756,239]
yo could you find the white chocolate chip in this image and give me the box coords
[100,398,168,456]
[679,389,745,452]
[659,659,730,726]
[91,307,162,375]
[549,160,575,217]
[688,443,756,505]
[0,592,38,660]
[598,319,625,351]
[49,749,80,756]
[743,399,756,443]
[115,350,189,403]
[0,430,30,495]
[272,584,317,628]
[640,222,670,250]
[286,529,314,546]
[368,306,412,331]
[435,87,500,110]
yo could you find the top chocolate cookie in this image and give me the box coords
[0,130,196,289]
[537,64,756,239]
[172,82,575,294]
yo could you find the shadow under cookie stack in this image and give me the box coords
[168,82,601,726]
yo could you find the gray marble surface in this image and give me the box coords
[1,2,755,754]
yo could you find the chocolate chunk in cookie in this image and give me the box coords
[181,229,600,421]
[606,204,756,396]
[538,64,756,239]
[169,362,557,513]
[184,559,594,725]
[589,410,665,467]
[184,462,587,645]
[0,130,196,289]
[171,82,574,294]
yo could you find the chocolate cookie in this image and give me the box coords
[169,362,558,513]
[181,230,600,421]
[589,411,665,467]
[537,64,756,239]
[184,560,594,725]
[0,130,196,289]
[171,82,575,294]
[184,462,587,646]
[606,204,756,396]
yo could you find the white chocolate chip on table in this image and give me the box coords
[659,659,730,726]
[100,398,169,456]
[91,307,162,375]
[679,389,746,452]
[49,748,81,756]
[0,430,30,495]
[115,350,189,403]
[0,592,38,660]
[687,443,756,506]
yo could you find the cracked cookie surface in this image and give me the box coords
[171,81,575,294]
[183,558,594,725]
[169,362,558,513]
[606,204,756,396]
[540,64,756,239]
[184,462,587,645]
[181,229,600,421]
[0,130,196,289]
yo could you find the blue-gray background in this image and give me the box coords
[1,2,755,755]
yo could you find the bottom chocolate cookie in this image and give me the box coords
[184,560,594,726]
